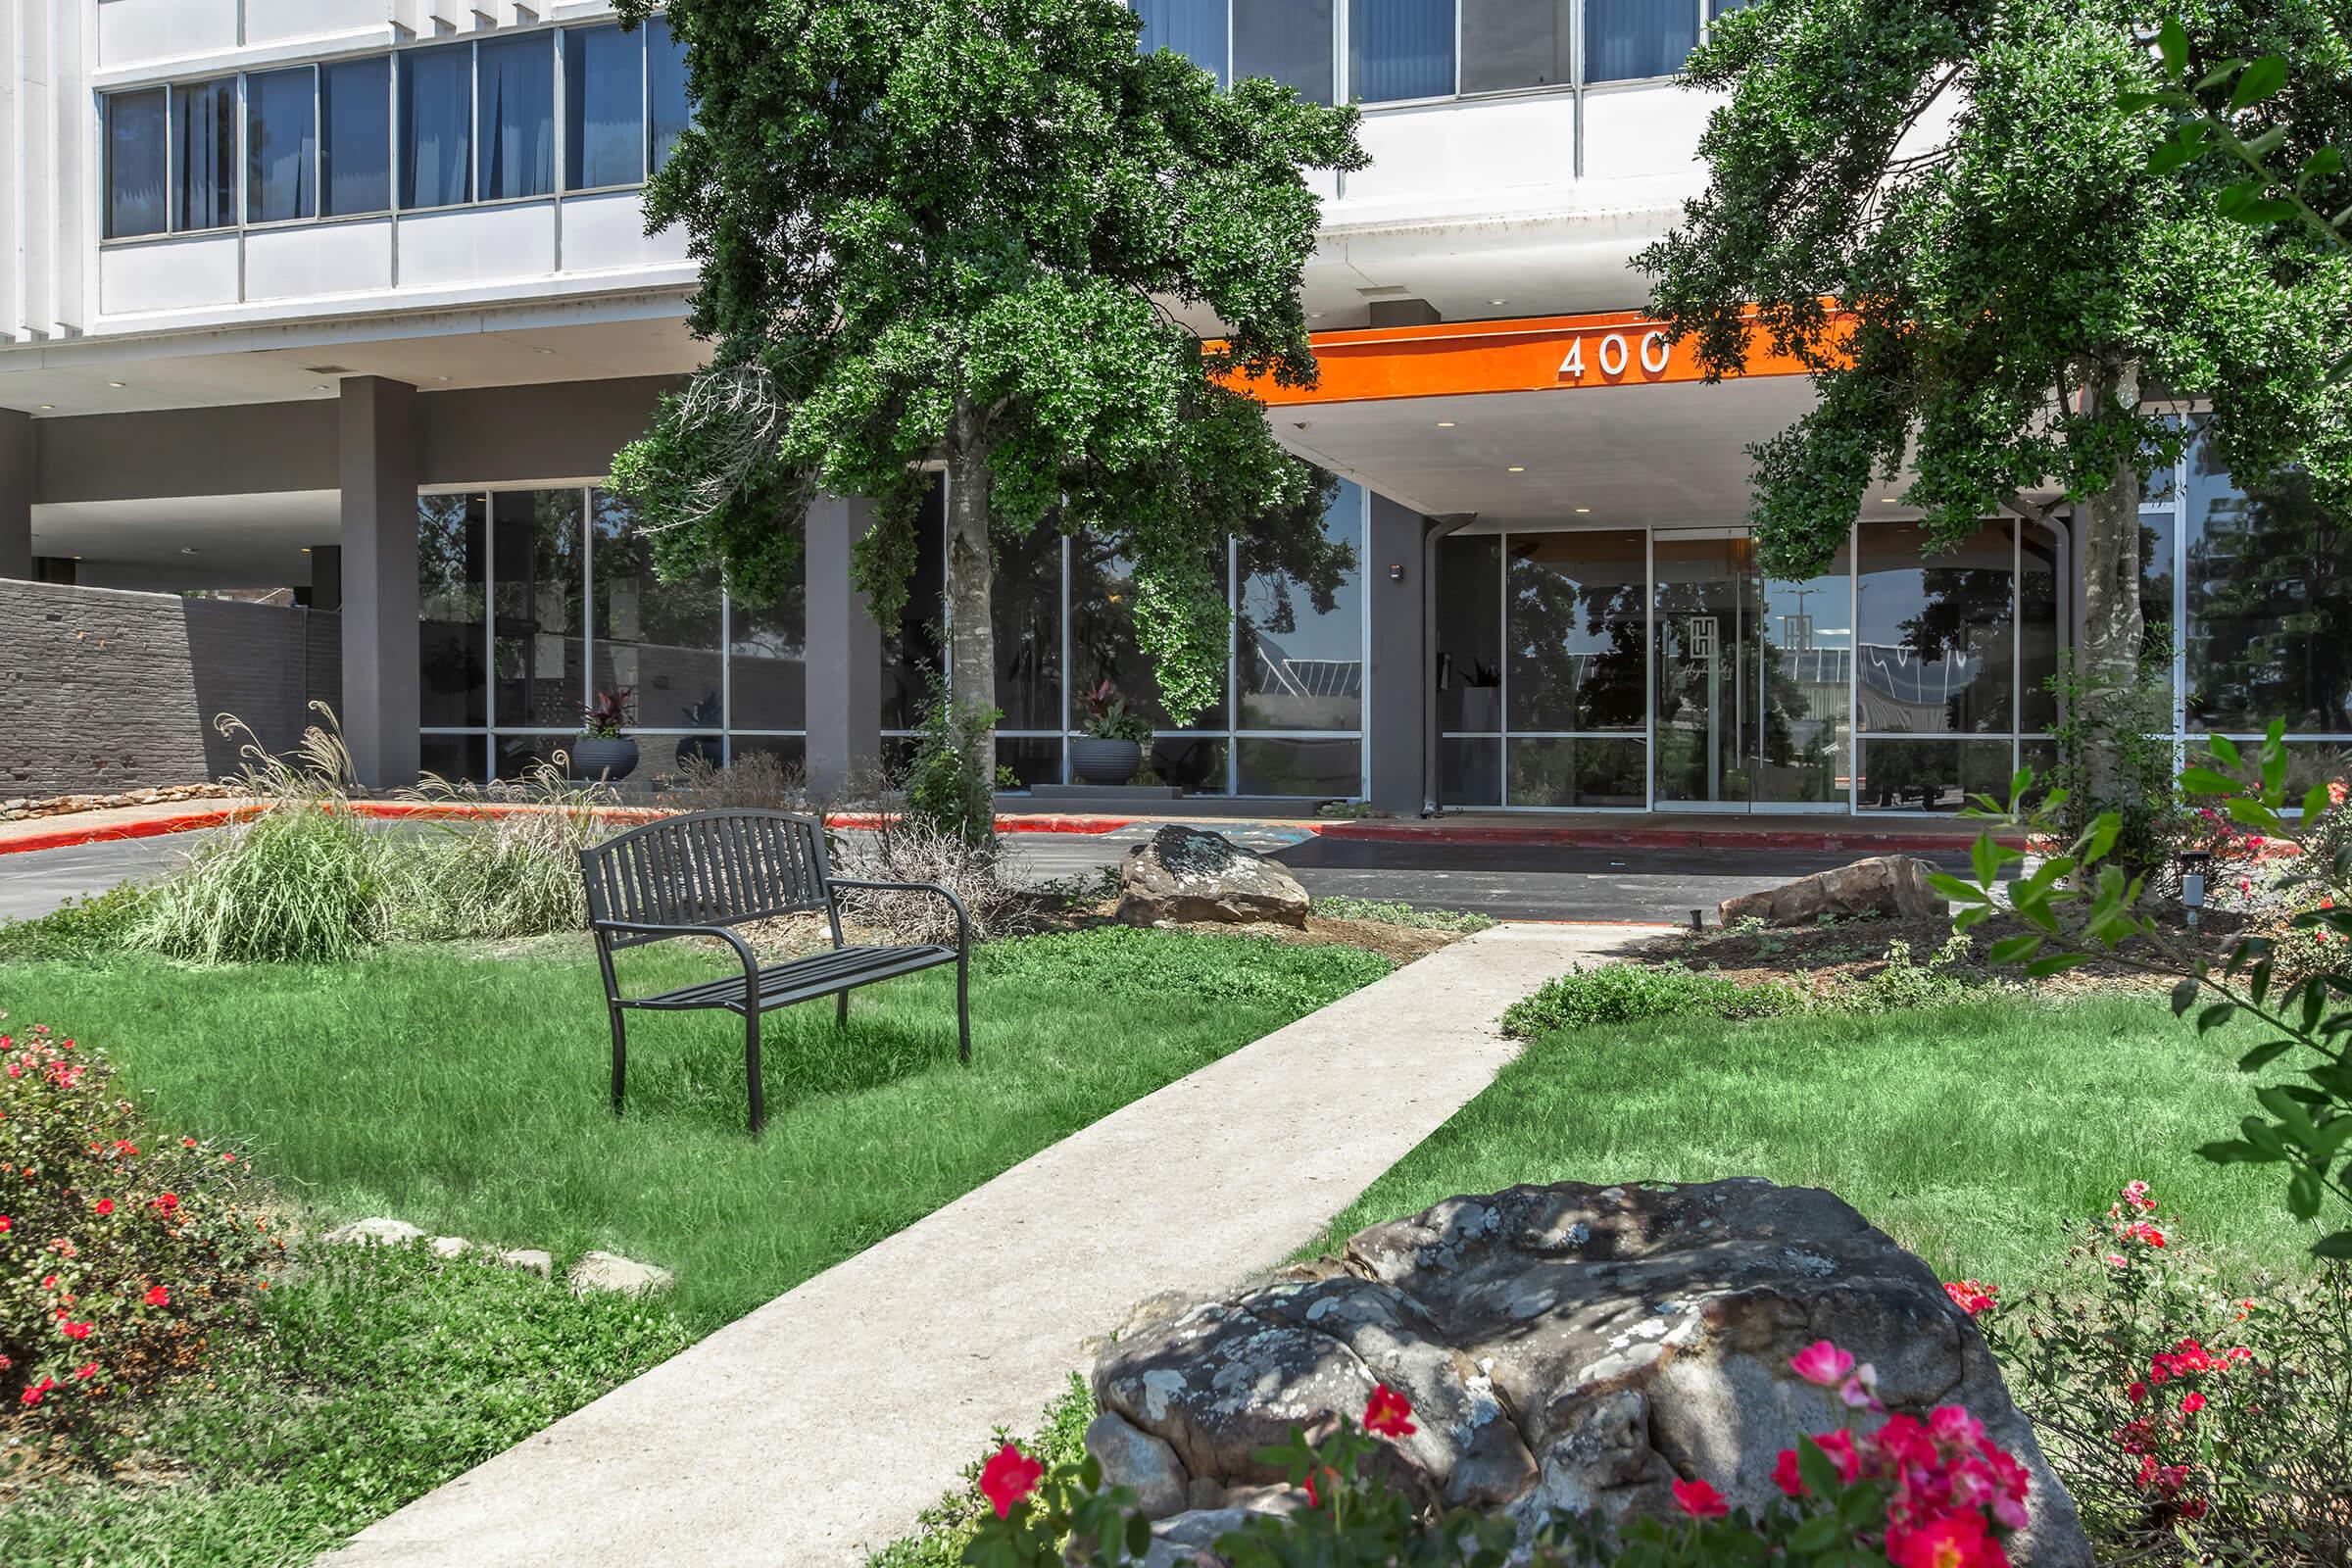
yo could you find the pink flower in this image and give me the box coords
[1773,1447,1806,1496]
[1671,1478,1728,1518]
[1930,1405,1985,1449]
[976,1443,1042,1520]
[1788,1340,1855,1387]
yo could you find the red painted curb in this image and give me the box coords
[1319,820,2021,854]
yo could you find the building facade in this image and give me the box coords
[1,1,2342,811]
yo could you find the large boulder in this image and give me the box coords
[1117,826,1309,929]
[1092,1179,2090,1567]
[1716,854,1947,927]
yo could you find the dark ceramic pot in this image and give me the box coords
[1070,737,1143,786]
[569,735,640,782]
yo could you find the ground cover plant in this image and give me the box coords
[1306,896,1495,934]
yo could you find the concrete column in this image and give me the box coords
[1365,493,1430,816]
[0,408,32,580]
[338,377,419,790]
[804,494,881,800]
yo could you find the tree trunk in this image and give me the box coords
[945,397,998,773]
[2075,362,2146,807]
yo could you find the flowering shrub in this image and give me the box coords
[0,1018,275,1429]
[1980,1181,2351,1565]
[957,1349,2034,1567]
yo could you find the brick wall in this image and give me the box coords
[0,580,342,797]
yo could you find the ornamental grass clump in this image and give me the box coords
[390,761,615,940]
[127,709,391,965]
[1982,1180,2352,1566]
[0,1019,276,1431]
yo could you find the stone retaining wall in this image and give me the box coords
[0,579,340,797]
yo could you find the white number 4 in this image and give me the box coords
[1557,339,1584,378]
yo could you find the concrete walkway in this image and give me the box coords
[325,921,1642,1568]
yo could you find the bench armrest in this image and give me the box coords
[825,879,972,953]
[591,919,760,1006]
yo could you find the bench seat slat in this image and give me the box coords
[625,943,959,1013]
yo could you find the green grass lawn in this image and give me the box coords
[3,927,1391,1331]
[1309,994,2322,1291]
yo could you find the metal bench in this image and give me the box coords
[580,808,970,1134]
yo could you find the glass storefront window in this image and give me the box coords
[418,494,486,728]
[1855,737,2016,813]
[491,489,585,732]
[994,523,1063,733]
[730,558,808,734]
[1441,736,1501,807]
[1508,736,1646,808]
[1239,480,1363,732]
[1069,537,1228,731]
[1507,530,1646,733]
[1238,737,1361,796]
[881,479,948,732]
[590,490,721,734]
[2185,450,2352,734]
[2015,520,2062,734]
[1856,522,2015,737]
[1437,534,1502,734]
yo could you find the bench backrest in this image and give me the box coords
[581,809,834,946]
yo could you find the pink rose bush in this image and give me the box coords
[0,1017,278,1430]
[960,1347,2037,1567]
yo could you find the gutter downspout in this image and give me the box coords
[1421,514,1478,817]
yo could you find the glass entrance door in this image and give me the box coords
[1652,530,1849,810]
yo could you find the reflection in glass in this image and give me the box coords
[2185,443,2352,733]
[477,33,555,201]
[880,478,947,731]
[491,490,584,730]
[997,737,1062,790]
[1508,737,1646,808]
[1855,738,2016,812]
[2015,521,2062,734]
[401,44,473,209]
[1070,536,1228,731]
[1442,736,1502,807]
[648,16,693,171]
[1585,0,1700,81]
[1506,531,1646,733]
[246,69,317,223]
[1152,736,1229,795]
[418,494,487,728]
[1240,480,1362,732]
[565,24,646,190]
[1461,0,1572,93]
[1437,534,1502,735]
[1856,523,2014,736]
[106,90,169,239]
[1234,0,1334,101]
[730,556,807,732]
[493,735,576,781]
[1351,0,1454,102]
[590,490,720,744]
[727,735,807,776]
[1238,738,1360,797]
[1135,0,1229,83]
[321,57,391,217]
[174,78,237,232]
[994,523,1063,732]
[419,732,483,785]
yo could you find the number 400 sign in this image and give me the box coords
[1558,327,1674,383]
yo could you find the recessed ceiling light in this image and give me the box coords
[533,347,558,356]
[1507,466,1527,473]
[1436,420,1455,428]
[1489,298,1507,306]
[1574,507,1591,514]
[35,404,52,411]
[1308,312,1326,319]
[313,384,330,392]
[300,547,312,553]
[1879,497,1899,504]
[106,381,125,389]
[179,546,199,555]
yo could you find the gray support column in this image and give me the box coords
[804,494,881,800]
[0,409,32,580]
[338,378,419,790]
[1365,493,1431,816]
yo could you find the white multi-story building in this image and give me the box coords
[0,3,2321,812]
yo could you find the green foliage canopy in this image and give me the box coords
[1641,0,2352,582]
[609,0,1365,720]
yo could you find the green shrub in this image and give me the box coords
[0,1019,276,1427]
[390,763,612,940]
[903,673,1000,848]
[1309,896,1495,934]
[869,1376,1095,1568]
[979,927,1393,1012]
[0,882,154,961]
[1500,962,1806,1039]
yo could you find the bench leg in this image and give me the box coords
[745,1007,765,1136]
[956,949,971,1066]
[609,1007,628,1115]
[836,992,849,1028]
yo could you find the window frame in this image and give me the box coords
[563,22,652,196]
[102,84,171,241]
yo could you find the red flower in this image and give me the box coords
[143,1285,171,1307]
[2126,1381,2148,1405]
[1773,1447,1806,1497]
[1363,1384,1417,1439]
[977,1442,1042,1520]
[1888,1508,2005,1568]
[1942,1280,1997,1316]
[151,1193,178,1214]
[1788,1340,1856,1387]
[20,1377,54,1406]
[93,1199,114,1217]
[1671,1478,1729,1519]
[59,1320,92,1341]
[2180,1392,2206,1415]
[72,1362,97,1381]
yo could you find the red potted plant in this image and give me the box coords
[570,688,639,782]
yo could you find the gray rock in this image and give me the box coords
[320,1217,424,1248]
[1116,826,1309,929]
[427,1236,472,1259]
[1142,1506,1249,1568]
[567,1250,675,1298]
[1086,1411,1191,1519]
[498,1248,555,1279]
[1095,1179,2091,1568]
[1716,854,1947,926]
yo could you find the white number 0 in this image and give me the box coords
[1559,330,1675,380]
